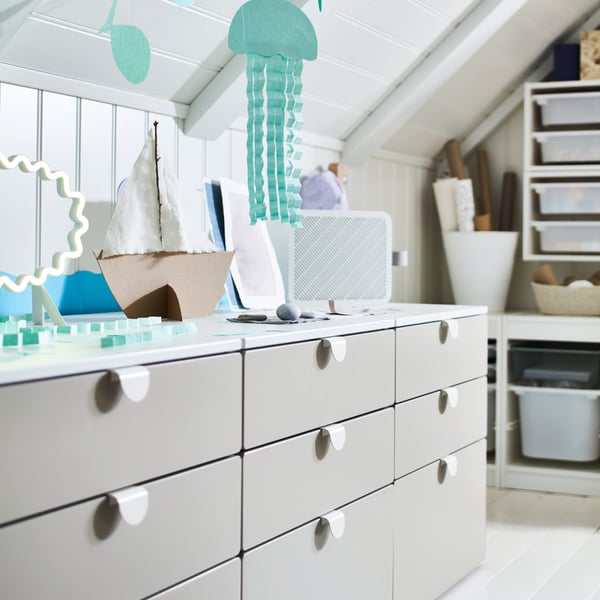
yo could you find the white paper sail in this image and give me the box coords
[102,129,215,257]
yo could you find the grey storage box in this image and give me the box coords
[511,344,600,389]
[513,386,600,462]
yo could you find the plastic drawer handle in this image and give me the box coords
[110,366,150,402]
[442,387,459,409]
[320,509,345,539]
[108,486,149,525]
[321,423,346,451]
[441,320,459,340]
[322,337,347,362]
[440,454,458,477]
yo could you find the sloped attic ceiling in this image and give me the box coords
[0,0,599,164]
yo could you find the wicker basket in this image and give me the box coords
[531,282,600,316]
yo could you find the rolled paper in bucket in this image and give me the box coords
[433,177,458,231]
[474,213,492,231]
[442,231,519,312]
[455,179,475,231]
[444,139,468,179]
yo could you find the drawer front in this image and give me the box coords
[0,457,241,600]
[244,329,395,448]
[0,353,241,524]
[396,315,487,401]
[243,486,393,600]
[243,408,394,549]
[148,558,240,600]
[395,377,487,478]
[394,440,486,600]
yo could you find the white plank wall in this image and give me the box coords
[0,81,441,304]
[346,154,438,303]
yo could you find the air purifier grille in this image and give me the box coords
[289,210,392,304]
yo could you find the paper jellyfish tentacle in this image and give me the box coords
[246,54,267,223]
[228,0,318,227]
[285,59,304,226]
[266,54,287,221]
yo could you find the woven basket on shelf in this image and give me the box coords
[531,282,600,316]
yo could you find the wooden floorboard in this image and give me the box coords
[440,488,600,600]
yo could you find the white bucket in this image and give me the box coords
[442,231,519,313]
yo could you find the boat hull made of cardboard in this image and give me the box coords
[95,250,234,320]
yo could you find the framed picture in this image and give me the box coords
[220,177,285,309]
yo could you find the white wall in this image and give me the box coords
[345,153,437,303]
[1,81,440,305]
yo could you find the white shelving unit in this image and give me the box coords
[523,80,600,261]
[494,313,600,496]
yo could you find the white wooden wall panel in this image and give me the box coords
[178,132,207,250]
[40,92,77,274]
[309,13,416,83]
[0,84,37,277]
[79,100,113,273]
[1,21,214,106]
[114,106,146,197]
[0,81,440,306]
[345,156,437,303]
[302,60,387,113]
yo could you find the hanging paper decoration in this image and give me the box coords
[229,0,317,227]
[99,0,151,84]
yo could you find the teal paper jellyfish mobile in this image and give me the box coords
[229,0,318,227]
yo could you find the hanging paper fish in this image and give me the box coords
[100,0,194,84]
[99,0,151,84]
[229,0,318,227]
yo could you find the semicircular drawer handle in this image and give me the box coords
[440,319,459,341]
[110,366,150,402]
[322,337,347,362]
[320,509,346,539]
[108,486,149,526]
[320,423,346,451]
[440,454,458,478]
[441,387,459,409]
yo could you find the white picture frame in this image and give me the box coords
[220,177,285,309]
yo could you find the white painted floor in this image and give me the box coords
[440,487,600,600]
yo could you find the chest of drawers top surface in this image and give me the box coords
[0,303,485,386]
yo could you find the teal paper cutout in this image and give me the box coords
[318,0,322,10]
[100,0,151,84]
[229,0,317,227]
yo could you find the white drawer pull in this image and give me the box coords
[320,509,345,539]
[440,454,458,477]
[440,319,459,341]
[442,387,459,409]
[108,486,149,525]
[110,366,150,402]
[321,424,346,451]
[322,337,347,362]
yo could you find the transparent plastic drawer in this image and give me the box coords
[533,182,600,214]
[533,221,600,253]
[534,92,600,126]
[533,131,600,163]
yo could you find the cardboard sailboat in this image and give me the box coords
[96,123,233,320]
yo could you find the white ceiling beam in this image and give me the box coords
[460,4,600,156]
[183,0,309,140]
[341,0,529,165]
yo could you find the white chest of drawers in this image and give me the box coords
[0,304,486,599]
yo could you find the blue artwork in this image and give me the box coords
[0,271,120,317]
